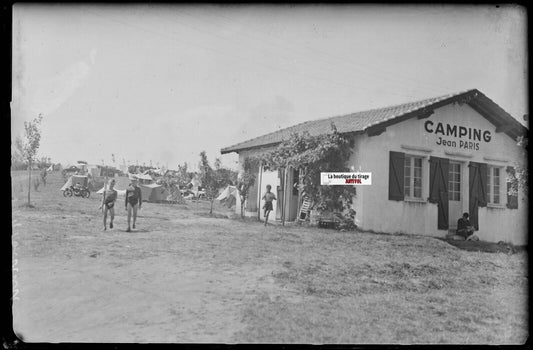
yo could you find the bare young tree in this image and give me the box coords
[21,114,44,206]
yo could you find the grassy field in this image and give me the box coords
[11,170,528,344]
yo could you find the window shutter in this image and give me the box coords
[478,163,488,207]
[468,162,487,230]
[468,162,479,230]
[506,166,519,209]
[429,157,449,201]
[388,151,405,201]
[429,157,439,203]
[438,158,449,230]
[429,157,449,229]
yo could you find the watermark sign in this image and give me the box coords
[321,172,372,185]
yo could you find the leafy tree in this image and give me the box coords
[508,136,528,197]
[214,157,238,186]
[21,114,44,205]
[11,136,26,170]
[199,151,237,215]
[176,162,192,188]
[199,151,219,214]
[159,174,185,204]
[236,157,258,218]
[36,156,52,169]
[252,123,356,214]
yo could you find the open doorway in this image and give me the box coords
[448,161,463,229]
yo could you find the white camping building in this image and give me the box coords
[221,89,528,245]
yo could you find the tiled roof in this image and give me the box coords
[221,89,482,154]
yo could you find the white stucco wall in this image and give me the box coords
[349,103,528,245]
[237,148,278,218]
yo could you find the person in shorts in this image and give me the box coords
[100,179,117,231]
[125,176,142,232]
[262,184,277,226]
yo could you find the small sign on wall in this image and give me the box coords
[321,172,372,185]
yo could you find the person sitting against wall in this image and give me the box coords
[457,212,475,240]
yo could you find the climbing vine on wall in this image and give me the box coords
[249,123,356,212]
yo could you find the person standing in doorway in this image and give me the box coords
[125,175,142,232]
[262,184,277,226]
[100,179,117,231]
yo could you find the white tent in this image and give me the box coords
[216,185,238,207]
[86,164,100,177]
[190,176,201,187]
[60,177,72,191]
[96,185,126,197]
[96,176,131,196]
[60,175,88,191]
[216,185,237,201]
[137,173,153,181]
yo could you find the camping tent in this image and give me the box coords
[137,173,154,182]
[96,176,131,197]
[139,183,170,203]
[96,177,170,202]
[60,175,88,191]
[190,176,202,188]
[96,186,127,197]
[166,185,183,203]
[216,185,238,207]
[86,164,101,177]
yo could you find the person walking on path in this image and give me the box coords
[262,184,277,226]
[125,175,142,232]
[100,179,117,231]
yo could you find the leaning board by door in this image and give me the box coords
[298,196,311,222]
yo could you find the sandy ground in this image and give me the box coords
[13,208,285,342]
[11,171,528,344]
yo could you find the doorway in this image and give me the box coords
[448,161,463,229]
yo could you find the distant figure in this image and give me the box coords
[262,184,277,226]
[33,176,40,191]
[457,212,475,239]
[100,179,117,231]
[40,168,47,186]
[125,176,142,232]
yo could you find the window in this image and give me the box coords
[487,166,502,204]
[449,162,461,201]
[404,156,423,199]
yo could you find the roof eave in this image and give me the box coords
[221,141,283,155]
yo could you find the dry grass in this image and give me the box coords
[11,171,528,344]
[228,226,527,344]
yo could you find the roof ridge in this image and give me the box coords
[222,88,479,153]
[295,89,476,124]
[221,119,319,151]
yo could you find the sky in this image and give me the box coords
[11,4,528,171]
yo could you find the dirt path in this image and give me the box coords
[11,171,287,342]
